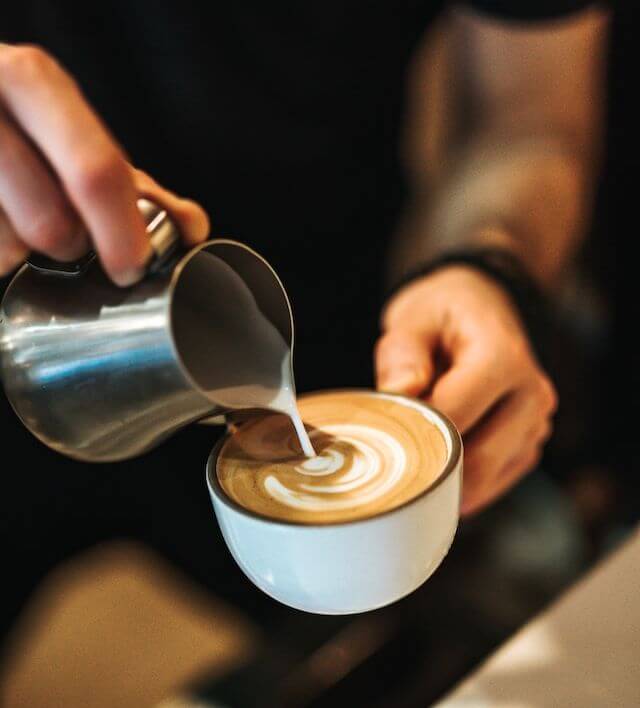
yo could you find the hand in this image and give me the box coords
[375,266,557,516]
[0,43,209,285]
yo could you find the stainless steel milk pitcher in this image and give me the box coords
[0,199,295,462]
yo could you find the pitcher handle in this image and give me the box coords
[25,198,182,279]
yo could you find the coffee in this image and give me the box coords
[216,390,449,524]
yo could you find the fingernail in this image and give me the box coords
[112,267,144,288]
[378,368,422,394]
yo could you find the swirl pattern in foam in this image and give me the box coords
[216,390,449,524]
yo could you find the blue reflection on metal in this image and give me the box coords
[32,346,172,385]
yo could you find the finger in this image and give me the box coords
[500,445,544,484]
[428,344,514,434]
[0,207,29,276]
[0,111,87,261]
[0,45,150,285]
[131,168,210,246]
[375,328,436,396]
[463,384,553,475]
[536,417,553,445]
[459,386,553,515]
[462,445,543,517]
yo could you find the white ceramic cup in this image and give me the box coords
[206,390,463,615]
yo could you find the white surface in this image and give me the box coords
[436,527,640,707]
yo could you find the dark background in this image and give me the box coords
[0,1,636,705]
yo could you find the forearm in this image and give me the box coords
[389,6,608,293]
[391,134,597,290]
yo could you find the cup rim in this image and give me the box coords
[206,388,462,528]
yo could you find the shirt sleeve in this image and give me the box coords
[462,0,602,22]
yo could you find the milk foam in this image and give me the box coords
[217,391,449,524]
[263,424,406,512]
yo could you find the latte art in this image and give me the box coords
[265,424,407,513]
[217,391,450,524]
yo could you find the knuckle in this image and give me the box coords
[536,375,558,413]
[525,448,543,472]
[480,330,528,383]
[71,153,129,199]
[474,346,515,394]
[465,445,491,479]
[502,334,532,372]
[539,418,553,443]
[508,447,541,479]
[0,44,56,84]
[545,379,559,413]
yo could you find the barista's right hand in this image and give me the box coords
[0,43,209,285]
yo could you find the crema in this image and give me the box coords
[216,390,449,524]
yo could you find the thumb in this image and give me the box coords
[375,328,435,397]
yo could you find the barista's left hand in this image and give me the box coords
[375,265,557,516]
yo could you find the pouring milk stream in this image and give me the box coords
[176,250,315,457]
[0,199,315,462]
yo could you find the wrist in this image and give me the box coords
[384,263,513,321]
[384,246,552,363]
